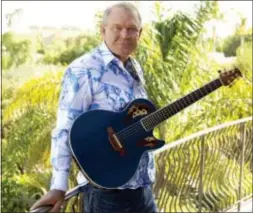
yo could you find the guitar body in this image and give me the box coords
[69,98,165,189]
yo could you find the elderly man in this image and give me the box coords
[31,2,158,212]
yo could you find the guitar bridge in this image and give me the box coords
[112,134,123,149]
[107,127,125,156]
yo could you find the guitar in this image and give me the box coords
[69,68,242,189]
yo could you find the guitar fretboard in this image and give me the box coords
[141,78,223,131]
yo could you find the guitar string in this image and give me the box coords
[118,74,238,141]
[116,84,212,140]
[116,96,192,140]
[119,57,221,140]
[116,80,222,141]
[116,121,142,140]
[116,81,220,141]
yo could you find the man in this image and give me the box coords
[31,2,158,212]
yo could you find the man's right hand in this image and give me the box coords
[30,189,66,212]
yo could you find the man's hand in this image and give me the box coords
[30,189,66,212]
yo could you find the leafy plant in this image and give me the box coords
[222,34,252,57]
[2,32,32,69]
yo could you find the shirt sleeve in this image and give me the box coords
[50,67,92,191]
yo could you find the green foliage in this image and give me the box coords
[236,41,252,80]
[2,32,32,70]
[222,34,252,57]
[2,67,83,212]
[2,70,63,212]
[42,34,100,65]
[135,1,224,141]
[3,71,62,123]
[138,1,221,106]
[2,64,64,116]
[1,177,39,213]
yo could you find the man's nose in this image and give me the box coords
[120,29,131,38]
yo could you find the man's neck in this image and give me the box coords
[112,52,128,65]
[104,42,130,66]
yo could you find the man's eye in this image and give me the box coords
[114,26,121,31]
[128,27,138,32]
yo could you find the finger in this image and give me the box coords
[30,197,56,210]
[50,200,64,213]
[30,201,46,210]
[30,204,54,212]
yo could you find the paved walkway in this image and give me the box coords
[227,198,252,212]
[239,199,252,212]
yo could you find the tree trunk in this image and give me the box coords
[240,35,244,54]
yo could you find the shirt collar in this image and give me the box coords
[98,42,119,67]
[98,41,133,68]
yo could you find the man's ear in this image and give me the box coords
[101,24,106,37]
[139,28,143,38]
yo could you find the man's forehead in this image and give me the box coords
[108,7,139,22]
[109,20,139,27]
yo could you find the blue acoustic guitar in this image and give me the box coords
[69,68,241,189]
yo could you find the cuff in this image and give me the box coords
[50,170,69,192]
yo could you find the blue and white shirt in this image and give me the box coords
[50,42,156,192]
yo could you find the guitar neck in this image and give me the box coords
[141,78,223,131]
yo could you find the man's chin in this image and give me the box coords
[118,49,134,56]
[111,48,135,60]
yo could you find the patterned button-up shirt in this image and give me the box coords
[50,42,155,192]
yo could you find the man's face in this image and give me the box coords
[101,7,142,61]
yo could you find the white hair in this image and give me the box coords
[102,2,142,27]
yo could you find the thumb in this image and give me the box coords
[30,198,56,211]
[50,200,64,213]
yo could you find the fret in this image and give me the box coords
[142,79,222,131]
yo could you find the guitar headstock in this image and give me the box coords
[219,68,242,86]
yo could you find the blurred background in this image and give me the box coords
[1,1,252,212]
